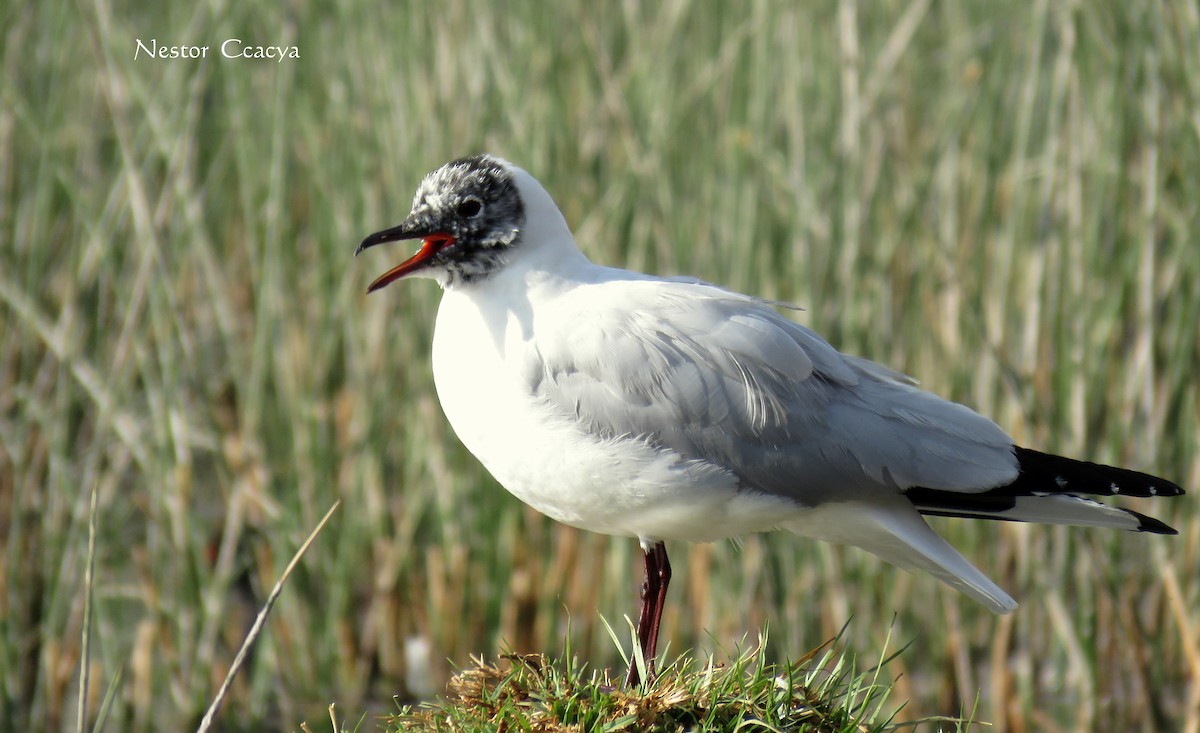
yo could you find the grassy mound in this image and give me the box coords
[390,637,972,733]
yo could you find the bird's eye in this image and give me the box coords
[457,198,483,218]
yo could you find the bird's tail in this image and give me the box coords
[786,501,1019,613]
[905,447,1184,535]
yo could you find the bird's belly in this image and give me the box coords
[431,310,794,542]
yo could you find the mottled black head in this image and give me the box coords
[356,154,526,290]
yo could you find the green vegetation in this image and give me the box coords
[390,630,958,733]
[2,1,1197,731]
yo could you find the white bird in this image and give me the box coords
[356,154,1183,687]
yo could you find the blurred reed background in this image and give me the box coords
[1,0,1197,730]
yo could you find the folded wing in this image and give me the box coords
[524,277,1182,612]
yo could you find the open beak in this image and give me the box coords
[356,219,456,293]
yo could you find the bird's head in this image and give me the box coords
[356,154,526,291]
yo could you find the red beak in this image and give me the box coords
[357,221,456,293]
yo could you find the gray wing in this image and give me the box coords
[529,279,1019,505]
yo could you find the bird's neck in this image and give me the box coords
[448,229,595,297]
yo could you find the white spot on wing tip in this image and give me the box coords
[1110,482,1120,494]
[1055,476,1068,488]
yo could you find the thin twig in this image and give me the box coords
[195,500,341,733]
[76,481,100,733]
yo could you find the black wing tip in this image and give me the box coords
[1156,482,1186,498]
[1013,446,1186,499]
[911,500,1180,535]
[1124,508,1179,535]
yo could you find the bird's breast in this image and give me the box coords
[429,290,754,541]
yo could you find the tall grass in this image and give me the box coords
[1,0,1197,730]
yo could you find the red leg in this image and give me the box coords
[625,541,670,688]
[644,542,671,671]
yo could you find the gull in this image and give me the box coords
[356,154,1184,687]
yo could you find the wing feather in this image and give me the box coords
[529,279,1019,503]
